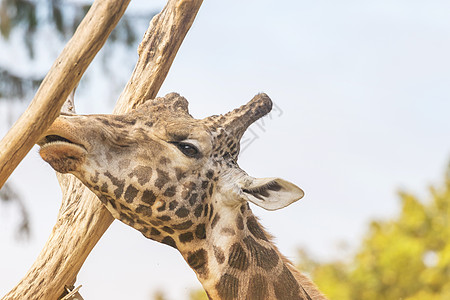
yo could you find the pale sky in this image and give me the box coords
[1,1,450,299]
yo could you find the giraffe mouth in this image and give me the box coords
[38,135,87,173]
[39,134,87,151]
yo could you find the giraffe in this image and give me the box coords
[38,92,327,300]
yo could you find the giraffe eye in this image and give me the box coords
[170,142,199,158]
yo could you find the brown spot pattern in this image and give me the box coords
[104,171,125,198]
[175,206,189,218]
[243,236,279,271]
[228,243,249,271]
[157,202,166,212]
[163,186,176,197]
[195,223,206,239]
[221,227,236,236]
[161,236,177,249]
[211,213,220,229]
[188,193,198,206]
[205,169,214,179]
[187,249,208,275]
[135,205,152,217]
[213,246,225,264]
[179,232,194,243]
[150,227,160,236]
[124,184,139,203]
[128,166,153,185]
[216,274,239,300]
[194,204,203,218]
[175,167,186,181]
[162,226,174,234]
[172,220,193,230]
[169,200,178,210]
[273,265,303,300]
[159,157,171,165]
[155,169,170,189]
[142,190,156,206]
[157,215,171,221]
[236,215,244,230]
[246,216,268,241]
[246,274,268,300]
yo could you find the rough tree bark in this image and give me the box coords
[0,0,131,189]
[1,0,203,299]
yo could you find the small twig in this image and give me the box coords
[61,285,83,300]
[61,86,77,114]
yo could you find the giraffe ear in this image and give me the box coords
[239,177,304,211]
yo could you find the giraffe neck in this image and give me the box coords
[177,202,326,300]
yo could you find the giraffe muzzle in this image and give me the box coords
[38,118,88,174]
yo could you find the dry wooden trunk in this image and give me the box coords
[0,0,130,189]
[1,0,203,299]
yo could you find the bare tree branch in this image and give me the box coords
[115,0,203,112]
[2,0,203,299]
[0,0,131,189]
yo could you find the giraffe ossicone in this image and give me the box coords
[38,93,326,300]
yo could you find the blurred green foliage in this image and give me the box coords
[299,166,450,300]
[151,289,208,300]
[189,289,208,300]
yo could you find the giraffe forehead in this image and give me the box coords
[88,113,237,165]
[68,92,262,163]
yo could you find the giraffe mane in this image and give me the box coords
[253,215,328,299]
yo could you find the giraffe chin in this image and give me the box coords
[39,142,87,174]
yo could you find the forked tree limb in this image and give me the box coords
[115,0,203,112]
[0,0,131,189]
[2,0,203,299]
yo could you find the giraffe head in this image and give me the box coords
[38,93,304,251]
